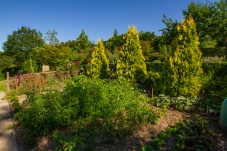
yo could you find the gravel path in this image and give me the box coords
[0,91,18,151]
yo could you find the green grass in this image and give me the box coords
[0,80,7,91]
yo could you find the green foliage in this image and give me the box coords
[5,89,21,111]
[21,59,38,73]
[0,80,7,91]
[146,62,164,73]
[145,61,227,98]
[154,94,171,109]
[162,16,203,96]
[202,76,227,108]
[105,29,125,54]
[154,94,199,111]
[160,15,179,46]
[87,39,110,78]
[183,0,227,47]
[140,40,154,61]
[14,75,158,149]
[63,76,157,125]
[183,1,217,46]
[138,31,158,61]
[116,26,147,82]
[74,30,91,53]
[3,26,44,65]
[0,52,16,80]
[139,31,156,43]
[142,115,214,150]
[202,62,227,78]
[65,40,77,52]
[0,52,15,69]
[36,44,71,70]
[0,70,5,81]
[201,62,227,109]
[53,130,84,151]
[45,30,59,46]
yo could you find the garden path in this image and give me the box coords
[0,91,18,151]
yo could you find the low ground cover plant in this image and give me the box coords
[153,94,199,111]
[142,115,214,151]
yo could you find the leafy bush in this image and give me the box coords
[5,89,22,111]
[63,75,158,126]
[14,75,158,149]
[21,59,38,73]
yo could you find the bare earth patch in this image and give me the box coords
[95,108,186,151]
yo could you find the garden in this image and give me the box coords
[1,1,227,150]
[3,21,227,151]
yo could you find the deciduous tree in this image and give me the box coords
[45,30,59,46]
[105,29,124,54]
[36,44,71,70]
[183,0,227,51]
[3,26,44,65]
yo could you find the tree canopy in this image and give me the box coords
[36,44,71,70]
[3,26,44,65]
[183,0,227,48]
[45,30,59,46]
[105,29,125,54]
[74,30,91,53]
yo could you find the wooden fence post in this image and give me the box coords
[7,72,9,91]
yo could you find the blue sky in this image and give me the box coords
[0,0,218,51]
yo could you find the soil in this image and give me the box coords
[95,108,186,151]
[11,96,227,151]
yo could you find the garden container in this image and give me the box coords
[220,97,227,130]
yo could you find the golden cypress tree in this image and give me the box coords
[116,26,147,82]
[88,39,109,78]
[163,16,202,96]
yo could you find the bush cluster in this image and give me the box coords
[14,75,158,150]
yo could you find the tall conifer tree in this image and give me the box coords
[88,39,109,78]
[116,26,147,82]
[163,16,202,96]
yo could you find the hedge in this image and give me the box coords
[146,62,164,73]
[202,62,227,78]
[146,62,227,77]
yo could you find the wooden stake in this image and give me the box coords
[7,72,9,91]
